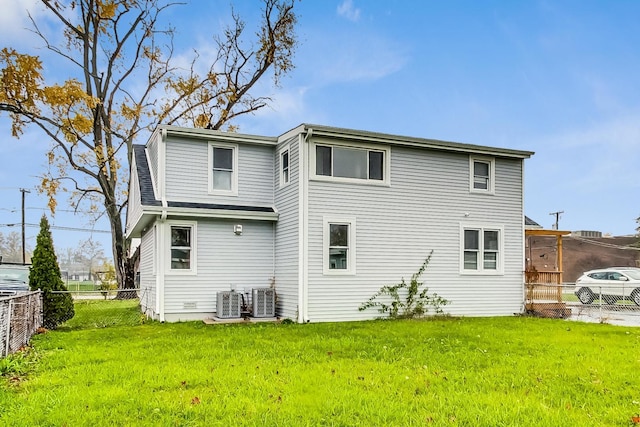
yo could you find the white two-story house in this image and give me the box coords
[126,124,534,323]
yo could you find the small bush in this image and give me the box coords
[359,251,449,318]
[29,215,74,328]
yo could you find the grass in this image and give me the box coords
[63,280,98,292]
[60,299,144,329]
[1,309,640,426]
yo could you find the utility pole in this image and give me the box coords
[549,210,564,230]
[20,188,30,264]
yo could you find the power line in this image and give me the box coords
[0,206,104,214]
[0,223,110,233]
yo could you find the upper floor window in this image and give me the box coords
[313,143,389,185]
[280,147,290,186]
[470,157,495,194]
[460,225,503,275]
[209,143,238,195]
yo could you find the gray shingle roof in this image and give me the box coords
[133,144,161,207]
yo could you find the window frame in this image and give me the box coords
[323,216,357,275]
[459,224,504,275]
[279,145,290,187]
[166,221,197,275]
[208,142,239,196]
[310,140,390,186]
[469,156,495,194]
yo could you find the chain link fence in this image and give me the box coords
[526,283,640,326]
[52,289,145,329]
[0,291,43,357]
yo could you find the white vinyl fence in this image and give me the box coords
[0,291,43,357]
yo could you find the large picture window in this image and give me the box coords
[461,226,502,274]
[209,143,238,195]
[314,143,388,184]
[323,217,356,275]
[469,156,495,194]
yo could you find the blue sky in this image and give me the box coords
[1,0,639,256]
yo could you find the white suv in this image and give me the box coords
[574,268,640,305]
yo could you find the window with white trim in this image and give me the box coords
[470,157,495,193]
[461,226,502,274]
[323,217,356,275]
[170,225,194,271]
[209,143,238,195]
[280,147,290,186]
[313,144,388,184]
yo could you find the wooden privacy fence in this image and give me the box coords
[0,291,42,358]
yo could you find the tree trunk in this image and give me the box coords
[105,197,138,299]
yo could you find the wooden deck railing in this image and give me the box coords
[525,270,563,303]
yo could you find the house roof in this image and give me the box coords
[286,124,535,159]
[154,123,534,159]
[133,144,161,207]
[525,216,542,229]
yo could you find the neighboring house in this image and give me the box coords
[126,124,534,323]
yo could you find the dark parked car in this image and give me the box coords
[0,264,30,296]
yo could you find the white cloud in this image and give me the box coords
[305,30,408,84]
[337,0,361,22]
[0,0,46,46]
[528,113,640,193]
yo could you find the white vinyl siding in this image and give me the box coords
[274,137,299,320]
[162,219,275,320]
[164,136,274,207]
[139,226,157,319]
[305,144,525,322]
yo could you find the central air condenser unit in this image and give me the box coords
[252,288,275,318]
[216,291,241,318]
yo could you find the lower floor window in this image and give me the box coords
[462,227,501,273]
[170,225,193,270]
[329,224,349,270]
[324,217,356,275]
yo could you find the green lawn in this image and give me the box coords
[1,313,639,426]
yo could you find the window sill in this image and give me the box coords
[311,175,390,187]
[459,270,503,276]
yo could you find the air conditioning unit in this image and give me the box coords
[216,291,241,318]
[252,288,275,318]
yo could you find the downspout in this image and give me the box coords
[298,128,312,323]
[521,159,526,314]
[158,127,168,322]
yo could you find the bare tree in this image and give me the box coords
[0,231,30,263]
[0,0,298,290]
